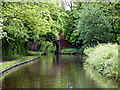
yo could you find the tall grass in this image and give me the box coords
[84,43,118,80]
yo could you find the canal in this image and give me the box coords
[1,53,118,88]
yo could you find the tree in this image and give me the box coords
[70,4,114,50]
[1,2,66,58]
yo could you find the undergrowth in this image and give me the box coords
[84,43,118,80]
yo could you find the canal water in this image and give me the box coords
[1,53,118,88]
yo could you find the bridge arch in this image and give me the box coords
[53,40,61,54]
[28,33,73,53]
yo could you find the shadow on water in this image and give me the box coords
[1,53,118,88]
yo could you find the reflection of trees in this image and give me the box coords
[2,54,109,88]
[53,54,61,65]
[3,54,85,88]
[2,62,39,88]
[74,56,84,68]
[56,54,61,64]
[52,54,87,88]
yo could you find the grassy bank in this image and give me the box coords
[0,51,42,73]
[84,66,118,88]
[2,53,30,62]
[84,43,118,80]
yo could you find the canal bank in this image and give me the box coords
[84,43,119,82]
[0,51,45,76]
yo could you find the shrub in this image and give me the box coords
[84,43,118,79]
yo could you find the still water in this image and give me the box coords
[1,54,118,88]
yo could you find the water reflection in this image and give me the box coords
[1,53,118,88]
[53,54,61,65]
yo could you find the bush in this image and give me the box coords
[61,48,82,53]
[2,39,28,60]
[71,4,114,50]
[84,43,118,79]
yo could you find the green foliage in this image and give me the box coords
[113,2,120,44]
[73,4,114,49]
[84,43,118,79]
[2,2,63,40]
[1,2,66,58]
[1,1,119,58]
[39,40,54,52]
[100,2,120,44]
[64,2,119,50]
[61,48,82,53]
[63,10,80,47]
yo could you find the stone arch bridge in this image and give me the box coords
[28,33,73,54]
